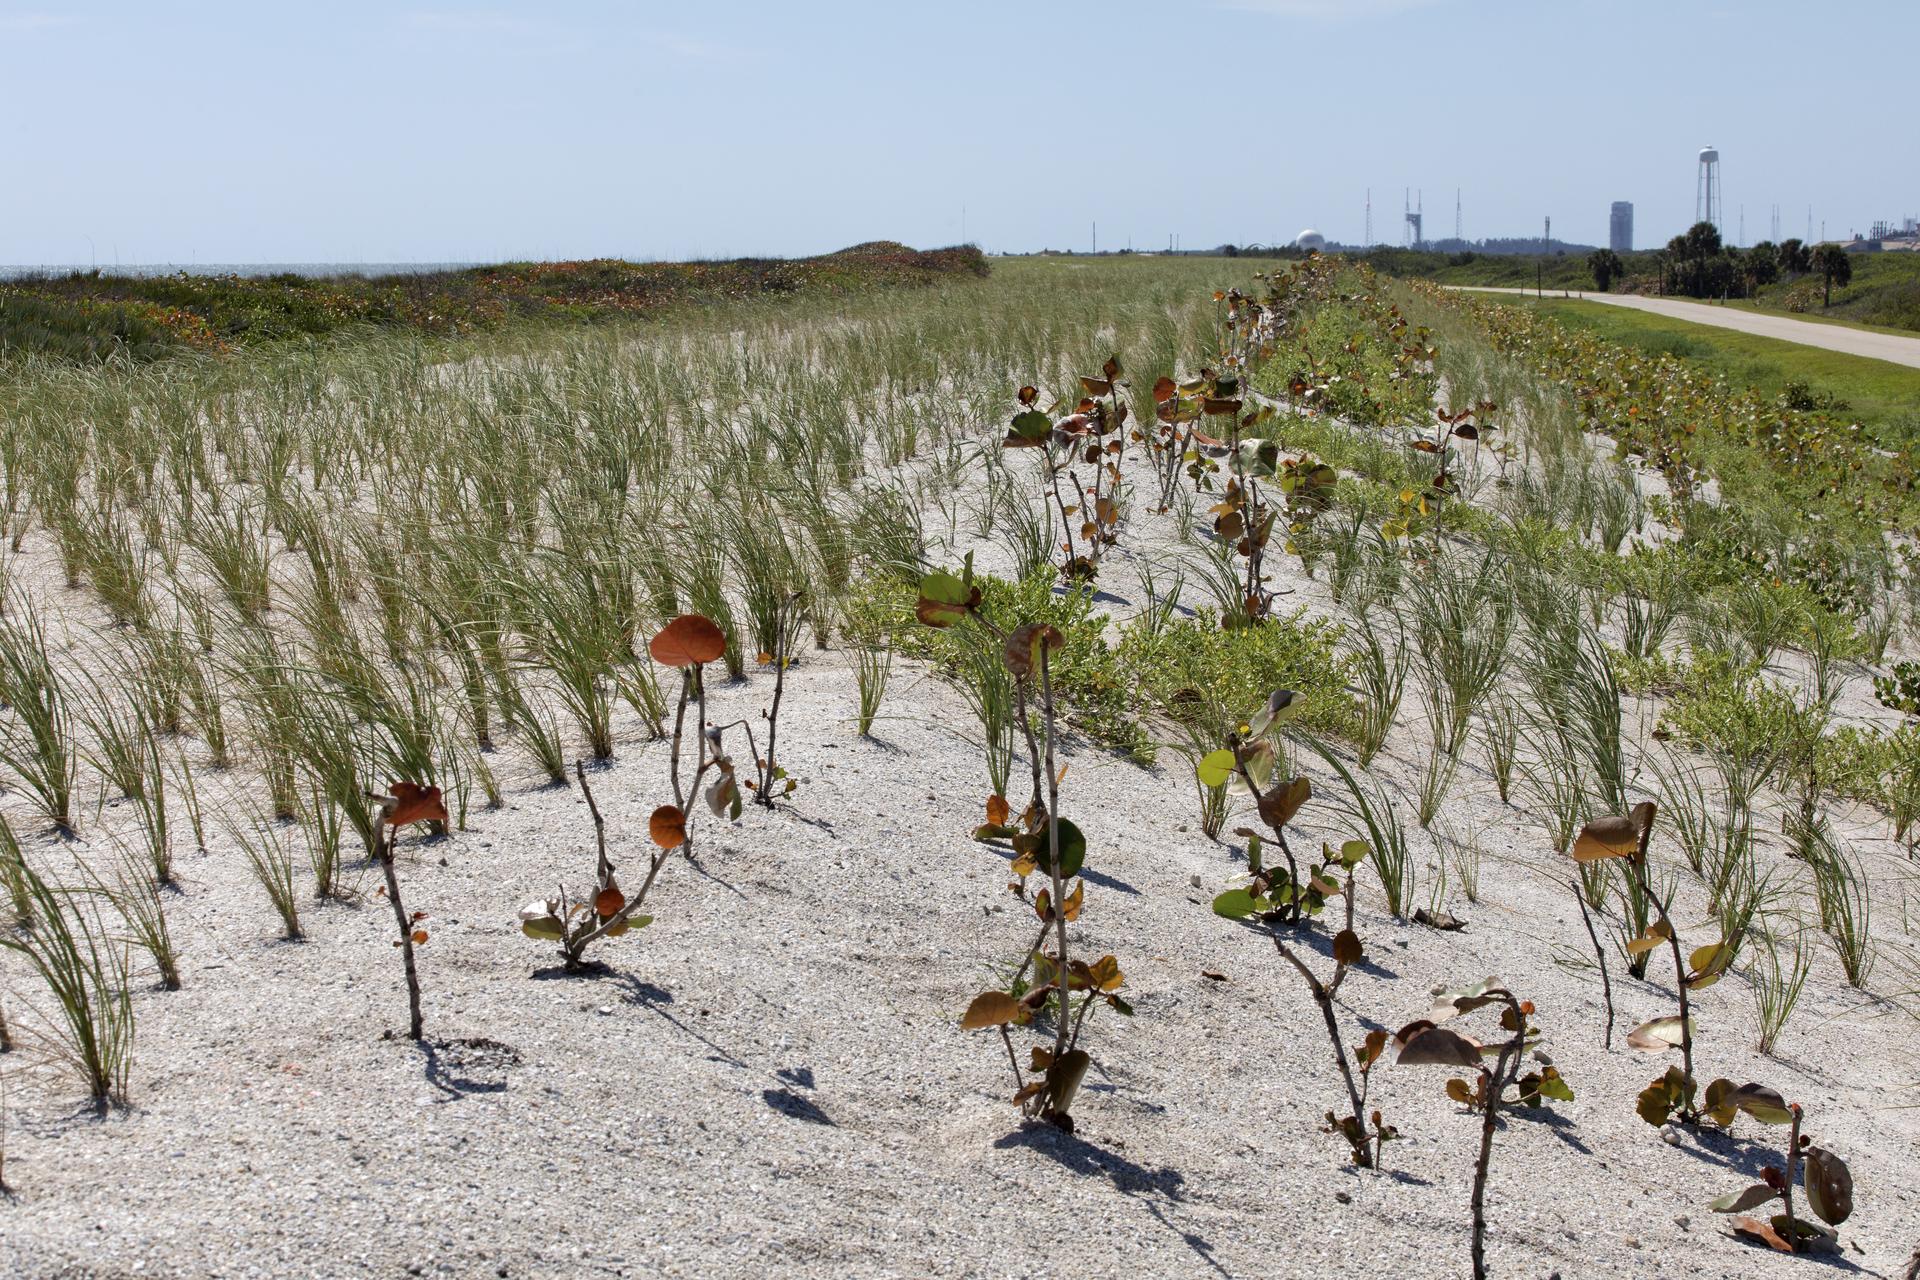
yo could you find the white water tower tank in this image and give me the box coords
[1294,229,1327,252]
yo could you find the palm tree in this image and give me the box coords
[1812,243,1853,307]
[1586,248,1624,292]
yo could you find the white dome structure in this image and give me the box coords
[1294,229,1328,252]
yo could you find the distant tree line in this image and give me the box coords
[1587,222,1852,305]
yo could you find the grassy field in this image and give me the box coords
[1371,246,1920,336]
[1520,296,1920,444]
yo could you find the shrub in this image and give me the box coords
[1118,607,1356,743]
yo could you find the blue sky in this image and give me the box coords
[3,0,1913,265]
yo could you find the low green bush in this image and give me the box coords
[1116,605,1357,742]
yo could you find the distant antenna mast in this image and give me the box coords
[1365,188,1372,247]
[1455,188,1462,243]
[1738,205,1744,247]
[1771,204,1780,241]
[1543,216,1551,251]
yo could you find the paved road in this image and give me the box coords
[1451,286,1920,371]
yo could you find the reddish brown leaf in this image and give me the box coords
[386,782,448,828]
[1729,1215,1794,1253]
[648,805,688,849]
[961,991,1021,1030]
[649,614,726,668]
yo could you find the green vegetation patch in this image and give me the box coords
[1526,298,1920,447]
[0,241,989,364]
[850,567,1357,763]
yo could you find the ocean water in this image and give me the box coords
[0,262,478,282]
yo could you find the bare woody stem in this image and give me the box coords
[1040,646,1068,1065]
[1009,918,1053,990]
[578,760,609,883]
[1632,822,1697,1117]
[759,650,786,806]
[375,821,423,1041]
[1783,1104,1802,1239]
[1570,878,1614,1051]
[1471,990,1529,1280]
[1046,454,1079,571]
[1014,679,1045,821]
[1273,936,1366,1161]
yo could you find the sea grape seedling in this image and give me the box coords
[1407,403,1496,544]
[1711,1100,1854,1254]
[1197,689,1327,924]
[1571,804,1736,1126]
[515,761,656,971]
[1003,364,1130,582]
[1217,823,1390,1167]
[519,614,729,970]
[925,563,1129,1129]
[371,781,446,1041]
[1394,978,1555,1280]
[736,589,804,807]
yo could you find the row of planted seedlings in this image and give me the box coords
[921,259,1871,1275]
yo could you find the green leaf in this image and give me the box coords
[1035,818,1086,879]
[1009,409,1051,441]
[1536,1069,1575,1102]
[520,915,564,941]
[1195,749,1236,789]
[1212,888,1258,919]
[1711,1184,1780,1215]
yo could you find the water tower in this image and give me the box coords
[1695,146,1721,231]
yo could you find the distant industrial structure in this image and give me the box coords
[1609,202,1634,252]
[1836,217,1920,252]
[1695,146,1722,231]
[1404,189,1424,249]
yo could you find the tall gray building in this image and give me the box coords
[1610,201,1634,253]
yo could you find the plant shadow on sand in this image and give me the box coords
[415,1036,521,1099]
[599,977,834,1123]
[995,1123,1235,1278]
[1223,916,1400,980]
